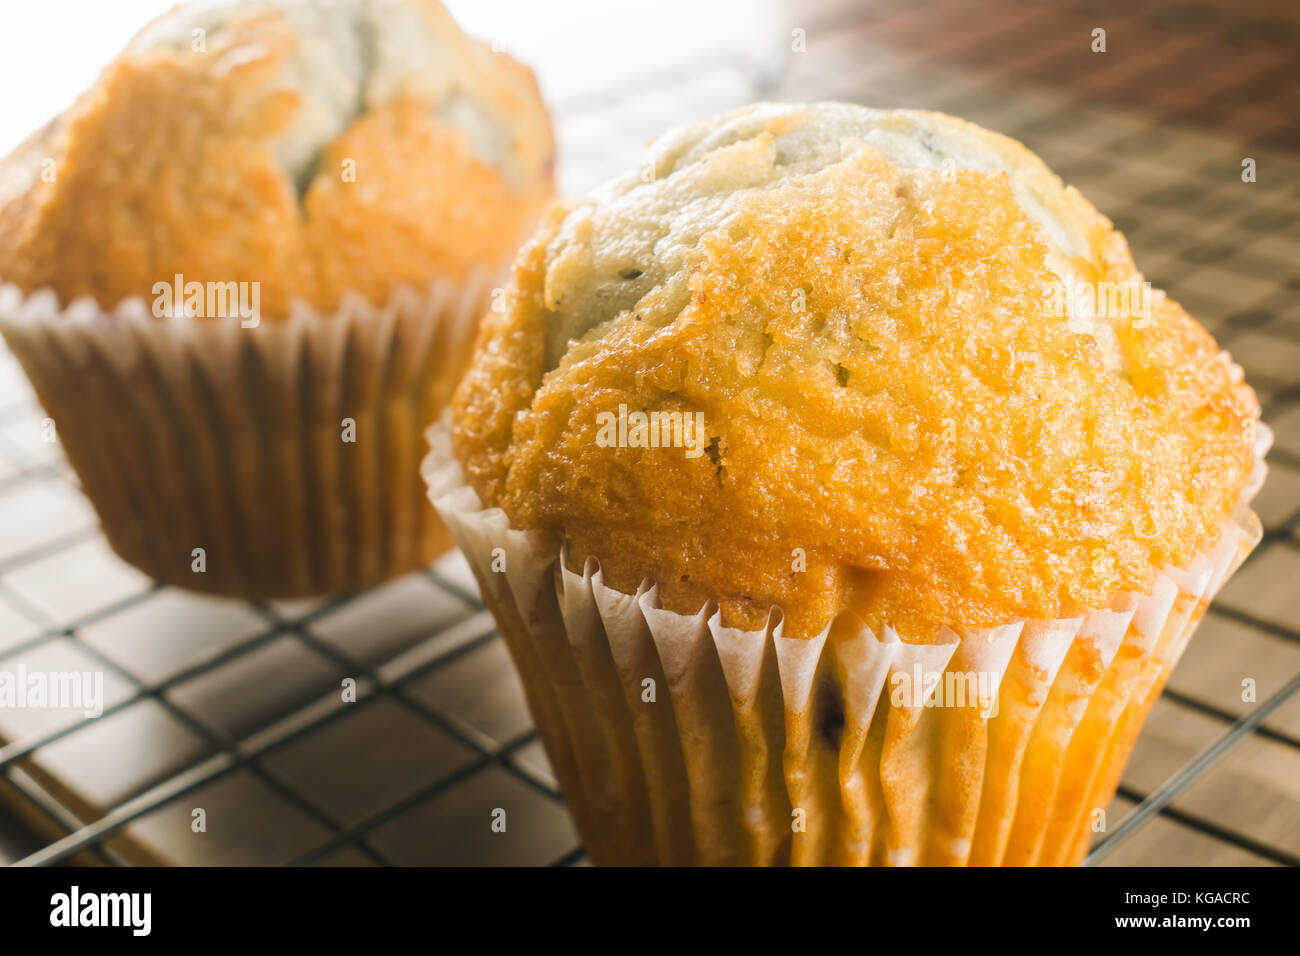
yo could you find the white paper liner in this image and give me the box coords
[0,271,493,597]
[423,412,1268,866]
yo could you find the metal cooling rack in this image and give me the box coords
[1,0,1299,866]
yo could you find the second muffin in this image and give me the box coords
[0,0,554,595]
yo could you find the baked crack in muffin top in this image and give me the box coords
[453,102,1260,641]
[0,0,553,318]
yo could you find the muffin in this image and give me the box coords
[424,102,1267,865]
[0,0,553,596]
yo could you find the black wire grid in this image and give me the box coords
[1,0,1298,866]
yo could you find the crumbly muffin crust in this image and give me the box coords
[0,0,553,318]
[453,103,1259,641]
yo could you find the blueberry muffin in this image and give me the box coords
[0,0,554,595]
[427,102,1265,865]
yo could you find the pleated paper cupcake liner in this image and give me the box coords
[422,414,1268,866]
[0,272,493,598]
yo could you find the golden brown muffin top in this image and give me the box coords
[453,103,1260,641]
[0,0,554,319]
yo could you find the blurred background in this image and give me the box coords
[0,0,1298,866]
